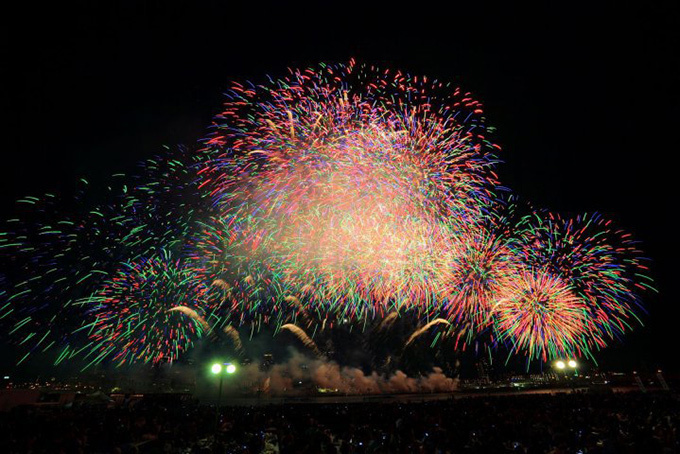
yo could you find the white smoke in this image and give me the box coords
[229,350,458,395]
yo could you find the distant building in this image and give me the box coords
[261,353,274,371]
[476,358,491,383]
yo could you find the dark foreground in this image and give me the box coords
[1,391,678,453]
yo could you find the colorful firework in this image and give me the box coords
[490,269,602,361]
[0,147,206,364]
[77,249,216,367]
[516,212,652,342]
[0,61,653,367]
[442,225,522,330]
[199,60,500,317]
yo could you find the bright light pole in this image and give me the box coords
[211,362,237,434]
[567,359,578,377]
[555,360,567,382]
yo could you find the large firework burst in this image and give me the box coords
[200,60,499,317]
[0,61,653,367]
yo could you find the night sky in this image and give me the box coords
[1,2,677,374]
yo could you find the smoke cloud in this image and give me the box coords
[229,350,458,395]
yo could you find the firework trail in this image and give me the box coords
[223,324,244,355]
[405,318,451,347]
[377,311,400,332]
[280,323,322,357]
[168,306,212,332]
[212,279,231,293]
[283,295,311,323]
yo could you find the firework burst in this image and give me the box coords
[516,212,652,342]
[491,269,602,361]
[0,61,653,367]
[200,60,499,317]
[78,249,216,367]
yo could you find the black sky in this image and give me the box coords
[1,2,678,373]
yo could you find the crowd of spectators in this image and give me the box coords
[0,390,678,453]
